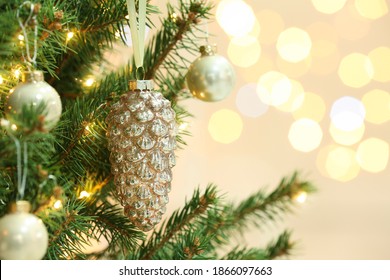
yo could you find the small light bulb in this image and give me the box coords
[0,75,3,84]
[0,119,10,128]
[14,69,21,79]
[66,31,74,41]
[18,34,24,41]
[293,191,307,204]
[53,200,62,209]
[11,124,17,131]
[84,77,95,87]
[179,122,188,131]
[171,13,178,22]
[79,191,90,199]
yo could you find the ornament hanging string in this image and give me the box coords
[2,123,28,200]
[126,0,146,80]
[17,1,39,71]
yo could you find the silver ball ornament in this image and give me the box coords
[186,45,236,102]
[6,70,62,130]
[0,201,48,260]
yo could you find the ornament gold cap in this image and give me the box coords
[22,70,44,83]
[129,80,154,91]
[200,44,217,56]
[10,200,32,213]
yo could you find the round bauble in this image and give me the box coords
[0,201,48,260]
[6,70,62,130]
[186,44,236,102]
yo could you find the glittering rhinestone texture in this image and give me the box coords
[106,86,177,231]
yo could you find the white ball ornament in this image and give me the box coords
[186,44,236,102]
[6,70,62,130]
[0,200,48,260]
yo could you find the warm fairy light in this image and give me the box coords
[318,145,360,182]
[13,69,21,79]
[227,35,261,68]
[208,109,243,144]
[330,96,365,131]
[53,200,63,209]
[170,12,178,22]
[354,0,388,20]
[0,119,10,127]
[277,27,312,63]
[288,118,323,153]
[178,122,188,131]
[66,31,74,42]
[11,124,17,131]
[18,34,24,41]
[84,77,95,87]
[216,0,256,37]
[0,75,3,84]
[338,53,374,88]
[368,47,390,83]
[256,71,292,106]
[329,123,365,146]
[293,191,307,204]
[236,83,268,118]
[357,138,389,173]
[79,191,91,199]
[311,0,347,14]
[362,89,390,124]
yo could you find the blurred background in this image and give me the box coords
[110,0,390,259]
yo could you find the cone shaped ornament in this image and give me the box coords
[6,71,62,130]
[186,44,236,102]
[106,80,177,231]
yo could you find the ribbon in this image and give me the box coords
[126,0,146,74]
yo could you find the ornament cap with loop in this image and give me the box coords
[129,79,154,91]
[200,44,217,56]
[22,70,44,83]
[10,200,32,213]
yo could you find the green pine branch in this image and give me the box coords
[137,185,218,260]
[222,231,295,260]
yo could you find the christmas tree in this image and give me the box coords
[0,0,315,260]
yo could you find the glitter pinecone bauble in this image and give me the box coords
[106,80,177,231]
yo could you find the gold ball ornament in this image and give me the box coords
[6,70,62,130]
[0,201,48,260]
[186,44,236,102]
[106,80,177,232]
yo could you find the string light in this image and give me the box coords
[66,31,74,42]
[79,191,91,199]
[11,124,18,131]
[13,68,22,79]
[0,75,3,84]
[293,191,307,204]
[178,122,188,131]
[84,77,95,87]
[53,200,62,209]
[170,12,178,22]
